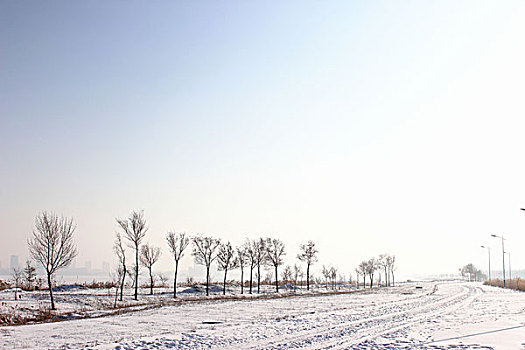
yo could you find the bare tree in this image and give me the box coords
[158,274,169,287]
[23,260,36,290]
[140,243,161,295]
[297,240,318,291]
[127,264,137,291]
[356,261,367,288]
[378,254,389,287]
[112,268,123,308]
[266,238,285,293]
[322,265,330,289]
[217,241,238,295]
[366,258,377,288]
[387,255,396,287]
[28,212,77,310]
[12,268,23,300]
[192,236,221,296]
[244,240,257,294]
[166,231,190,298]
[293,264,303,291]
[282,265,293,284]
[116,210,148,300]
[254,238,267,293]
[113,232,127,301]
[237,246,247,294]
[329,266,338,290]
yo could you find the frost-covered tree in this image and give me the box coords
[140,243,161,295]
[28,212,77,310]
[166,231,190,298]
[297,240,318,291]
[11,268,23,300]
[266,238,285,293]
[217,241,238,295]
[113,232,127,301]
[116,210,148,300]
[236,246,248,294]
[192,236,221,296]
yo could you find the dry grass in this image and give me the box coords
[0,281,9,291]
[484,278,525,292]
[82,280,117,289]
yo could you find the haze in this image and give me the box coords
[1,1,525,280]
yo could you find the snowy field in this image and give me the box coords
[1,281,524,349]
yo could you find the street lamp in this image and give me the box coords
[504,251,511,282]
[480,245,491,281]
[491,234,506,287]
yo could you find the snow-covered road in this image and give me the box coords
[1,282,524,349]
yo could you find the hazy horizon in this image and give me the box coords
[2,1,525,281]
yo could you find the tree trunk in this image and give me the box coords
[369,274,373,288]
[257,264,261,293]
[391,270,395,287]
[306,263,310,291]
[114,282,119,308]
[223,269,227,295]
[206,266,210,296]
[149,267,153,295]
[119,266,126,301]
[249,267,253,294]
[384,267,388,286]
[275,265,279,293]
[173,261,179,298]
[47,273,55,310]
[240,266,244,294]
[363,275,366,289]
[134,246,139,300]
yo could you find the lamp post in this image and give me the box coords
[480,245,491,281]
[505,251,511,282]
[491,234,506,287]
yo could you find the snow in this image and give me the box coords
[1,282,524,349]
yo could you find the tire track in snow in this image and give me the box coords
[246,284,478,350]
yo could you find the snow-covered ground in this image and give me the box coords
[1,281,524,349]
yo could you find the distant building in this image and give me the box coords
[10,255,20,269]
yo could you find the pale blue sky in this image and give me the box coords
[2,1,525,279]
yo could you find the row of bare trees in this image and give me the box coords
[355,254,396,289]
[25,210,397,310]
[111,210,322,299]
